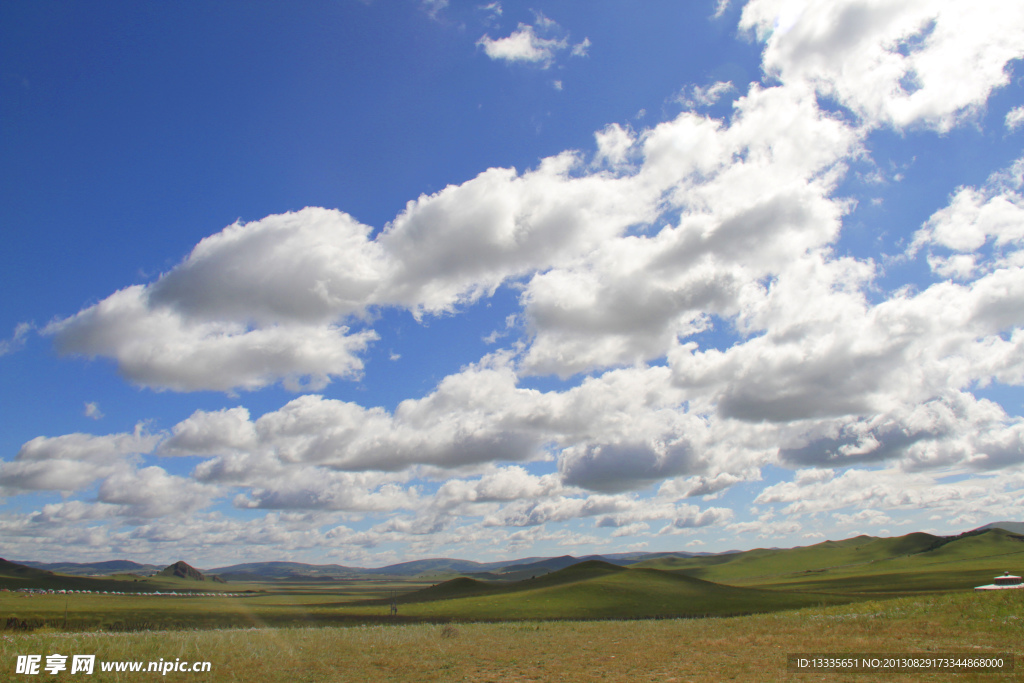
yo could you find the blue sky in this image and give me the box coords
[2,0,1024,568]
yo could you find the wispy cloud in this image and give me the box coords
[0,322,32,356]
[83,402,104,420]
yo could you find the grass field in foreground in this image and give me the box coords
[1,588,1021,682]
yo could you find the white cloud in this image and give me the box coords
[594,123,635,166]
[478,24,567,66]
[677,81,735,109]
[97,466,218,519]
[725,518,802,538]
[477,13,589,69]
[657,471,752,499]
[147,209,387,325]
[1007,106,1024,132]
[739,0,1024,131]
[571,37,591,57]
[159,406,258,457]
[660,504,734,533]
[610,523,649,537]
[833,509,892,527]
[911,160,1024,256]
[433,466,564,510]
[521,83,859,377]
[46,147,658,392]
[0,425,159,494]
[234,469,418,513]
[83,402,104,420]
[755,467,1024,526]
[379,152,656,316]
[46,282,378,393]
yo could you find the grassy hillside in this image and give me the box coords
[634,533,940,580]
[372,560,853,621]
[749,529,1024,593]
[631,529,1024,595]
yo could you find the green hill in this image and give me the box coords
[400,577,502,603]
[634,532,942,583]
[400,560,625,604]
[377,532,1024,621]
[388,560,849,620]
[630,529,1024,595]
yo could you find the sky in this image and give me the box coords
[2,0,1024,569]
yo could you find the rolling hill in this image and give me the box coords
[372,531,1024,620]
[387,560,851,620]
[633,528,1024,594]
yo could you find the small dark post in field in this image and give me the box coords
[390,591,397,616]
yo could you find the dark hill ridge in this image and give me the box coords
[0,558,56,581]
[159,561,226,583]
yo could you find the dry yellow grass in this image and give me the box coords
[2,589,1021,682]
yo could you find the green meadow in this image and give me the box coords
[2,528,1023,680]
[1,589,1021,682]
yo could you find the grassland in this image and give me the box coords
[3,529,1023,630]
[2,529,1023,680]
[1,589,1021,682]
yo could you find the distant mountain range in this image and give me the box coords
[14,559,163,576]
[203,548,741,581]
[9,522,1019,582]
[11,550,737,581]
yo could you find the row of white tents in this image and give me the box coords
[14,588,242,596]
